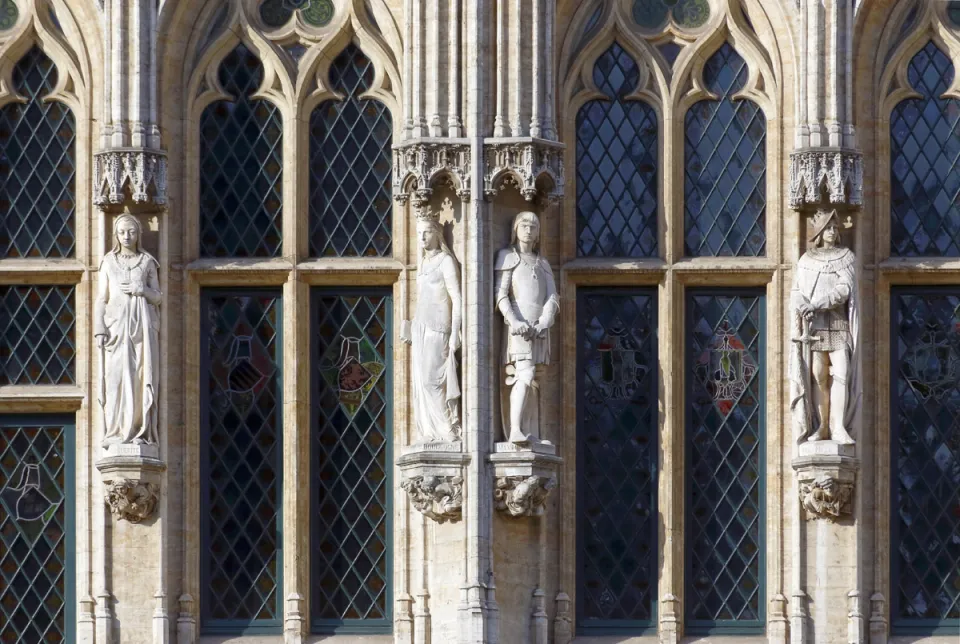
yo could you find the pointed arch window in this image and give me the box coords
[309,44,393,258]
[576,42,658,258]
[199,44,283,258]
[890,42,960,257]
[684,44,765,257]
[0,46,76,258]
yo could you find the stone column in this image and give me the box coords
[788,3,864,643]
[93,1,169,642]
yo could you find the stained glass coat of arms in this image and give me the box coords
[891,289,960,630]
[201,291,283,633]
[686,291,764,632]
[312,290,391,632]
[577,289,658,632]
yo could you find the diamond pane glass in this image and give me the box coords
[684,44,766,257]
[1,286,75,385]
[890,42,960,257]
[200,44,283,258]
[686,291,764,630]
[577,289,658,630]
[0,47,76,258]
[632,0,709,30]
[310,45,393,258]
[891,289,960,628]
[201,291,282,632]
[0,416,74,644]
[312,290,391,631]
[577,43,658,258]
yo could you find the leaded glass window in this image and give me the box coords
[200,44,283,258]
[200,291,282,633]
[309,45,393,258]
[312,289,391,632]
[686,290,764,632]
[1,285,75,385]
[891,288,960,630]
[890,42,960,257]
[0,47,76,258]
[684,44,766,257]
[576,43,658,258]
[0,415,75,643]
[577,289,658,633]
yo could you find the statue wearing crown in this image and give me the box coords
[401,209,462,443]
[789,209,862,445]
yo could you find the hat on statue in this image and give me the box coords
[808,208,847,243]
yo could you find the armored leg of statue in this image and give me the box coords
[809,352,831,442]
[828,349,854,444]
[508,359,536,444]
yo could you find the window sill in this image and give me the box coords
[200,635,392,643]
[573,637,768,644]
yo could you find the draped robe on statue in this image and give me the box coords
[788,246,862,441]
[96,251,161,446]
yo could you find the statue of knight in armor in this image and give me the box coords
[789,209,862,445]
[495,211,559,445]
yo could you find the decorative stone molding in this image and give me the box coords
[659,593,680,644]
[393,140,472,208]
[489,441,560,517]
[94,149,168,208]
[284,593,305,644]
[493,474,555,517]
[868,593,888,644]
[401,475,464,523]
[397,442,469,524]
[553,592,572,644]
[792,441,858,521]
[788,148,863,209]
[103,479,159,523]
[483,138,565,203]
[176,594,196,644]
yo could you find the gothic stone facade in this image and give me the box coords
[0,0,958,643]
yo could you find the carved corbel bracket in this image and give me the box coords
[489,441,561,518]
[94,148,168,209]
[96,444,165,523]
[483,138,565,205]
[393,140,472,210]
[788,148,863,210]
[792,441,859,520]
[397,442,469,524]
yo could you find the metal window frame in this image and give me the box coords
[889,285,960,635]
[310,286,393,635]
[575,287,659,636]
[198,288,284,635]
[683,287,766,635]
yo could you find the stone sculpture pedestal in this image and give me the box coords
[96,444,164,523]
[793,440,858,520]
[398,441,469,524]
[489,441,561,518]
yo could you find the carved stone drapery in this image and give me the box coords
[401,475,464,523]
[799,474,854,519]
[483,138,564,203]
[103,479,159,523]
[94,149,168,208]
[493,475,556,517]
[788,149,863,209]
[393,140,471,208]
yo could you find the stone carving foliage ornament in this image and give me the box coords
[393,142,471,207]
[788,150,863,209]
[400,475,463,523]
[94,150,168,208]
[104,479,159,523]
[493,475,556,517]
[484,140,564,203]
[799,474,853,519]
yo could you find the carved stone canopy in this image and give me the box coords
[94,149,168,209]
[788,148,863,210]
[483,138,565,204]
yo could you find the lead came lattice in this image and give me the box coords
[1,286,75,386]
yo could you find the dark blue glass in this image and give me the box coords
[577,43,658,257]
[200,45,283,258]
[312,290,391,631]
[0,416,74,644]
[1,286,75,385]
[684,44,766,256]
[686,291,764,632]
[0,47,76,258]
[577,289,658,632]
[201,291,282,632]
[890,43,960,257]
[310,45,393,258]
[891,289,960,631]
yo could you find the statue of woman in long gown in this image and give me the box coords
[401,214,462,443]
[96,214,161,447]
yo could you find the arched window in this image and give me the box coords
[684,44,765,257]
[199,44,283,258]
[0,46,76,258]
[310,44,392,257]
[890,42,960,257]
[576,42,658,257]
